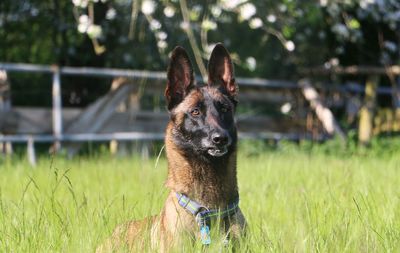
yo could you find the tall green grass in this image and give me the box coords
[0,145,399,252]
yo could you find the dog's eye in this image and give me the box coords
[221,106,230,113]
[191,108,200,116]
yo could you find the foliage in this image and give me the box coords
[76,0,400,74]
[0,149,399,251]
[321,0,400,66]
[1,0,399,106]
[2,1,400,75]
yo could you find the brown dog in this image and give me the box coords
[97,43,246,252]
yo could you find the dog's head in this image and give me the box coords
[165,43,238,159]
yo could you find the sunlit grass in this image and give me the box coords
[0,146,399,252]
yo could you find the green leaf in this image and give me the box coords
[348,19,360,29]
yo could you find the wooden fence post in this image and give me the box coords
[52,66,63,152]
[0,70,13,155]
[27,136,37,167]
[358,75,379,145]
[394,77,400,132]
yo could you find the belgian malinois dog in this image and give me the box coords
[97,43,246,252]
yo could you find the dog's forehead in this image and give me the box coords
[173,89,203,113]
[173,86,230,113]
[200,86,227,102]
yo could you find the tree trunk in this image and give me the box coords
[299,79,346,141]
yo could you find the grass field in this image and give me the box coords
[0,143,399,252]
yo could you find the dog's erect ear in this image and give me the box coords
[208,43,237,97]
[165,46,195,110]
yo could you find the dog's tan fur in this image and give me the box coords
[97,44,246,252]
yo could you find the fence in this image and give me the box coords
[0,63,314,159]
[3,62,395,163]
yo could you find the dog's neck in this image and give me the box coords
[164,124,239,208]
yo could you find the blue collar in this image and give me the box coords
[175,192,240,245]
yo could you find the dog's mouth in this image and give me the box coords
[207,146,228,157]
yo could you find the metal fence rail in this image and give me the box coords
[0,132,313,143]
[0,62,299,88]
[0,132,165,143]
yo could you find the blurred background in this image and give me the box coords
[1,0,400,161]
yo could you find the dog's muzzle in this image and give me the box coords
[206,130,231,157]
[207,146,228,157]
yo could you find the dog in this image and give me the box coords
[97,43,246,252]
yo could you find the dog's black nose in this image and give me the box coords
[211,132,229,146]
